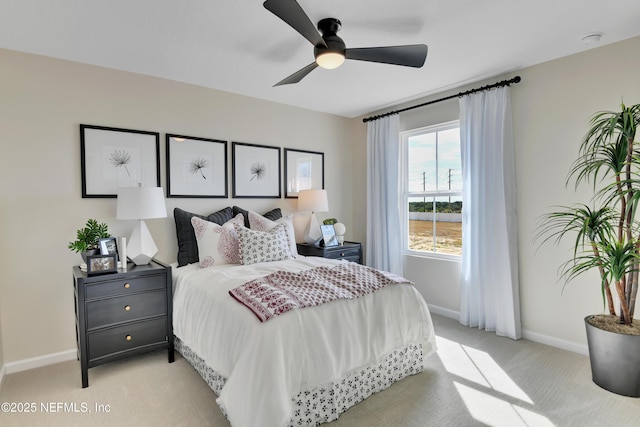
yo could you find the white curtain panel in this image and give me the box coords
[366,114,403,275]
[459,86,521,340]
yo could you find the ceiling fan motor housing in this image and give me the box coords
[314,18,346,59]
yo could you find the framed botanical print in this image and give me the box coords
[284,148,324,198]
[80,124,160,198]
[166,134,228,198]
[232,142,281,198]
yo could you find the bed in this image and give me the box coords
[171,206,437,427]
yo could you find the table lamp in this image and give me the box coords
[116,185,167,265]
[298,189,329,245]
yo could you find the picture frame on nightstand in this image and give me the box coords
[86,254,117,276]
[98,237,119,262]
[320,224,338,247]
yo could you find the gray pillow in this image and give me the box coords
[232,206,282,228]
[174,207,233,266]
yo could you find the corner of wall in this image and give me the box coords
[0,363,5,391]
[0,307,5,391]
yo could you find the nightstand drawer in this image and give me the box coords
[324,247,360,261]
[338,255,361,263]
[86,290,166,330]
[297,241,362,264]
[88,317,167,361]
[85,274,166,300]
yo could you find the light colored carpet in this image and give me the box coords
[1,314,638,426]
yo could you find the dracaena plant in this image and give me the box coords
[537,102,640,326]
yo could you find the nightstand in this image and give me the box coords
[296,241,363,264]
[73,259,174,388]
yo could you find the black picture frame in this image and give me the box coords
[284,148,324,198]
[98,237,119,262]
[232,142,281,198]
[86,254,118,276]
[166,134,228,198]
[320,224,338,247]
[80,124,160,198]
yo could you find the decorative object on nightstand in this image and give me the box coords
[73,259,174,388]
[298,189,329,244]
[333,222,346,245]
[116,184,167,265]
[297,241,362,264]
[320,224,338,247]
[68,219,111,263]
[85,254,117,276]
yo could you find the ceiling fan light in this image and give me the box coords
[316,52,345,69]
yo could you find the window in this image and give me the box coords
[401,121,462,257]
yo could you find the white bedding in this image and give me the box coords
[172,257,436,427]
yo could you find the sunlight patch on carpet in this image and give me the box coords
[436,335,555,426]
[436,336,532,403]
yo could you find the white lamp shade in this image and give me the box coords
[298,189,329,213]
[117,186,167,220]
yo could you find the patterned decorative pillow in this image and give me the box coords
[248,211,298,258]
[174,206,234,266]
[233,206,282,228]
[191,214,244,268]
[234,223,293,265]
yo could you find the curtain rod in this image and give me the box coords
[362,75,522,123]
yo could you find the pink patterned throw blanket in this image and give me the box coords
[229,263,411,322]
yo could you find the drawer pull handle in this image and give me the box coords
[126,335,132,341]
[124,283,131,289]
[124,305,131,311]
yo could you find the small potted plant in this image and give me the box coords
[537,102,640,397]
[68,219,110,263]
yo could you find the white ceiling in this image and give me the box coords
[2,0,640,118]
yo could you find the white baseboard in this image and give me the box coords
[427,303,589,356]
[427,304,459,320]
[4,349,77,375]
[0,309,590,379]
[521,329,589,356]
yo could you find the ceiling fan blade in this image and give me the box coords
[274,62,319,86]
[345,44,428,68]
[263,0,326,48]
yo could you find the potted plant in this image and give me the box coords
[68,219,110,263]
[537,102,640,397]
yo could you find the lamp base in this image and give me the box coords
[127,219,158,265]
[303,213,323,245]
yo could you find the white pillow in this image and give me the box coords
[234,223,293,265]
[248,211,299,257]
[191,213,244,268]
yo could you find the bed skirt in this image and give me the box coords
[175,337,425,426]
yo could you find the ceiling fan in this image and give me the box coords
[263,0,428,86]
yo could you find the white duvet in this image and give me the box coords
[172,257,436,427]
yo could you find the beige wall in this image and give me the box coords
[356,36,640,353]
[2,34,639,369]
[0,48,355,365]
